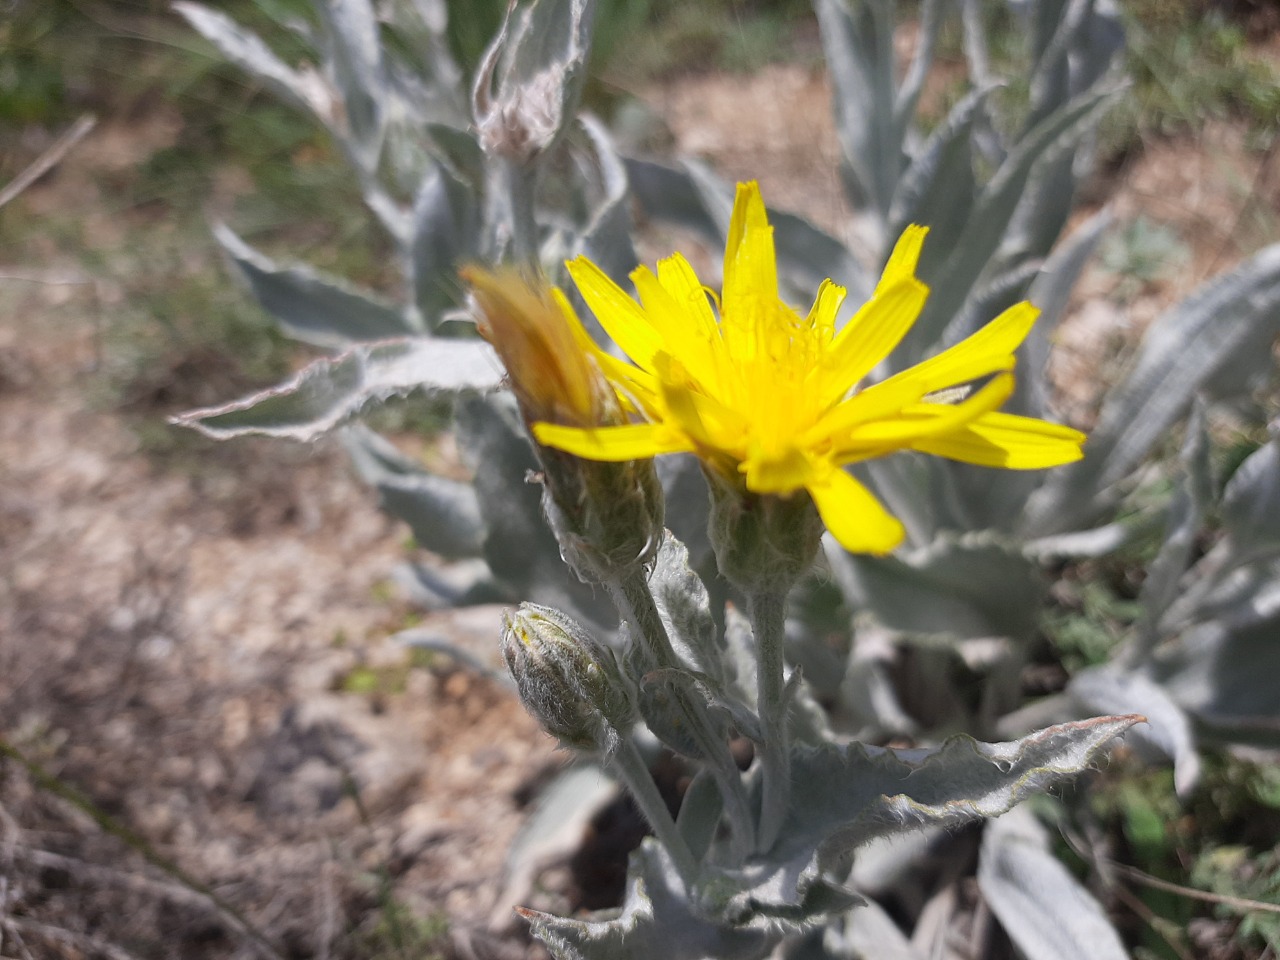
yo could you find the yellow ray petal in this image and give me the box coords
[566,257,665,368]
[822,276,929,401]
[910,411,1086,468]
[841,373,1015,449]
[723,181,777,313]
[807,468,905,555]
[532,421,691,461]
[878,301,1038,395]
[876,224,929,294]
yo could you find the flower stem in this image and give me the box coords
[750,588,791,854]
[610,735,699,888]
[609,568,756,862]
[607,569,681,674]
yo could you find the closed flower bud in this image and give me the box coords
[463,267,664,583]
[501,603,635,751]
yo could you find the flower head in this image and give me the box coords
[531,181,1085,555]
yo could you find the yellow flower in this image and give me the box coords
[532,181,1085,555]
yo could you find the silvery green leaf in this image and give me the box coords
[677,770,724,863]
[1070,664,1200,794]
[497,763,616,924]
[649,533,724,680]
[321,0,386,165]
[578,114,640,290]
[393,557,506,610]
[978,805,1129,960]
[410,163,478,328]
[455,393,616,630]
[522,841,782,960]
[508,0,595,150]
[814,0,901,222]
[1220,437,1280,565]
[740,716,1137,910]
[785,575,853,701]
[171,338,501,441]
[825,532,1044,642]
[824,897,923,960]
[887,86,989,282]
[343,424,485,559]
[940,256,1043,361]
[1025,243,1280,534]
[214,224,415,346]
[657,454,714,571]
[174,3,336,125]
[723,604,758,706]
[1154,573,1280,746]
[893,0,943,131]
[1020,207,1113,418]
[903,83,1119,365]
[1131,402,1211,653]
[1022,521,1132,560]
[623,157,722,243]
[425,122,486,188]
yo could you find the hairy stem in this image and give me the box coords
[750,588,791,853]
[611,735,699,888]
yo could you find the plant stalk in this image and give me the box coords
[750,588,791,853]
[610,735,699,888]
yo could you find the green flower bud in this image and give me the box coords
[703,465,825,594]
[501,603,635,751]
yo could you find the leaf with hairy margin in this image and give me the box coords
[522,842,787,960]
[215,224,415,346]
[343,424,485,559]
[172,338,501,441]
[735,715,1138,913]
[174,3,336,126]
[978,805,1129,960]
[577,114,640,290]
[1024,243,1280,536]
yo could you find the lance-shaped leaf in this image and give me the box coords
[814,0,902,223]
[320,0,386,167]
[1220,437,1280,566]
[215,224,415,346]
[1025,243,1280,535]
[172,337,501,441]
[174,3,336,127]
[978,805,1129,960]
[1071,664,1200,794]
[577,114,640,291]
[1131,402,1211,656]
[733,716,1138,912]
[648,534,724,680]
[409,163,478,329]
[826,531,1044,642]
[343,424,485,559]
[901,83,1119,366]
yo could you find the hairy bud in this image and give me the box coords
[501,603,635,751]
